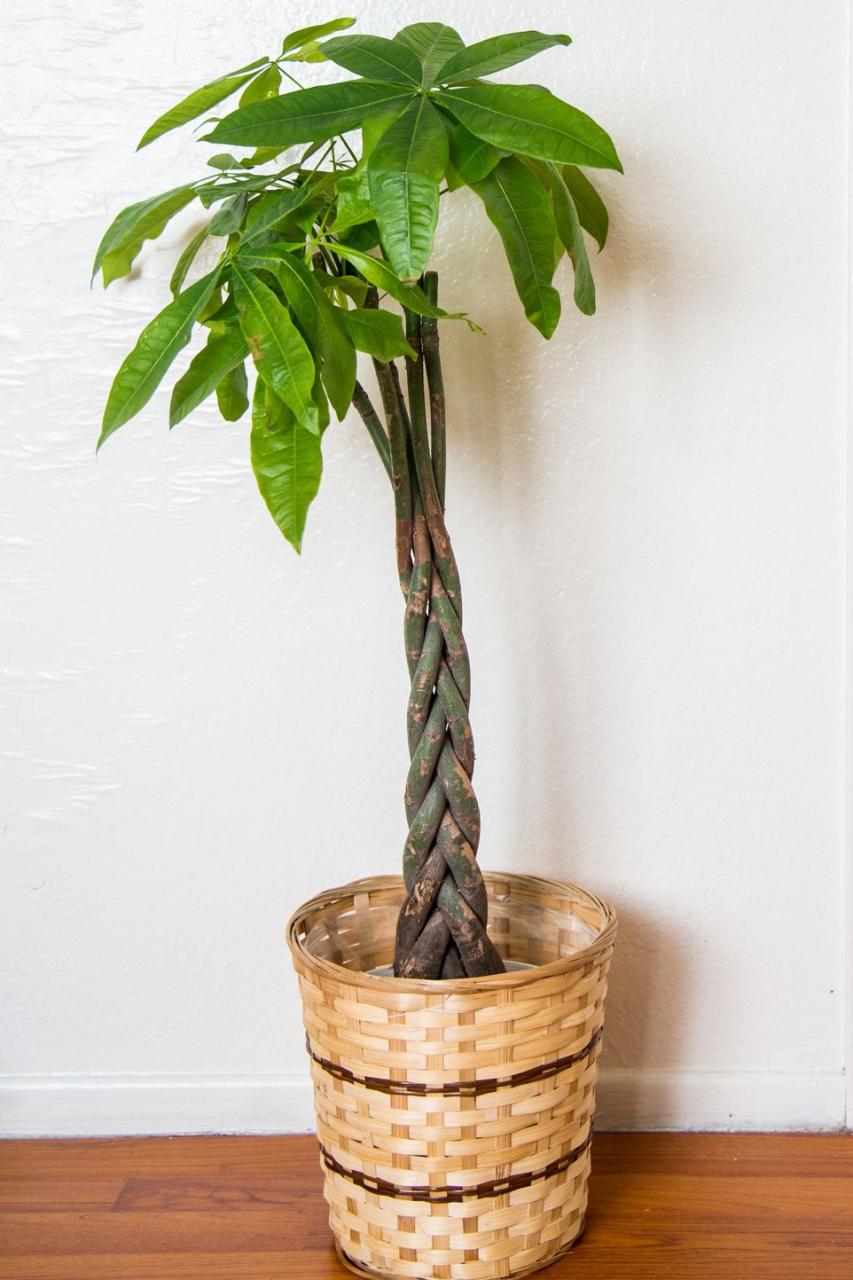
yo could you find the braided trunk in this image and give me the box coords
[356,274,504,980]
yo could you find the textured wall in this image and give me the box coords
[1,0,849,1132]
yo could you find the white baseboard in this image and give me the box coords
[593,1067,846,1132]
[0,1074,316,1139]
[0,1068,845,1139]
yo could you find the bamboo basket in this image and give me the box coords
[287,872,617,1280]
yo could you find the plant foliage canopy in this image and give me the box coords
[95,17,621,551]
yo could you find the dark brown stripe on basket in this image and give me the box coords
[308,1026,602,1098]
[319,1131,593,1204]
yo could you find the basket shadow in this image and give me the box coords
[592,901,695,1133]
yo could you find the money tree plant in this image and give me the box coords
[95,18,621,980]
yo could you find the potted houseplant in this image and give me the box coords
[95,17,622,1279]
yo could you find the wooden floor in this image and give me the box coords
[0,1132,850,1279]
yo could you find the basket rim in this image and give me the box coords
[286,870,618,995]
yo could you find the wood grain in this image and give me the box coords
[0,1132,850,1279]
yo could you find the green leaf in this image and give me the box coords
[207,80,414,149]
[199,292,237,332]
[561,164,609,250]
[241,180,326,245]
[342,308,416,361]
[325,243,456,320]
[470,156,561,338]
[197,284,225,327]
[216,361,249,420]
[136,69,262,149]
[239,247,356,420]
[170,227,209,295]
[317,273,370,305]
[169,327,249,426]
[286,41,329,65]
[311,374,331,433]
[361,107,405,160]
[533,162,595,315]
[367,97,448,280]
[101,246,139,287]
[252,377,277,430]
[99,269,220,447]
[448,123,505,185]
[394,23,464,84]
[207,192,248,236]
[435,31,571,84]
[281,16,356,54]
[239,62,282,107]
[340,221,380,252]
[435,84,623,171]
[232,264,319,434]
[207,152,237,169]
[279,260,355,420]
[196,174,281,206]
[250,386,323,553]
[331,166,373,232]
[93,186,195,282]
[321,34,422,85]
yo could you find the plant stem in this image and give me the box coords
[402,307,462,616]
[382,284,504,980]
[352,382,392,480]
[421,273,446,511]
[346,275,503,979]
[403,308,439,520]
[373,361,413,585]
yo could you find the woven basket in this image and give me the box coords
[287,872,617,1280]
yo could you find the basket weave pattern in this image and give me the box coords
[288,873,617,1280]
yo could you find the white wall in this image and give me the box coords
[1,0,849,1135]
